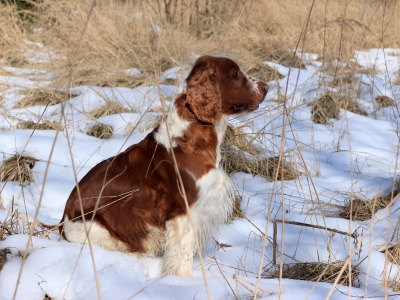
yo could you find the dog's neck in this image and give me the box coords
[154,94,229,168]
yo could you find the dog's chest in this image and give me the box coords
[188,168,234,245]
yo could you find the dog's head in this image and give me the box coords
[185,55,268,124]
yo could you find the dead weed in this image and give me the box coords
[17,120,63,131]
[311,94,340,124]
[89,101,126,119]
[0,155,36,183]
[221,125,299,181]
[263,261,360,287]
[15,89,78,108]
[86,123,113,139]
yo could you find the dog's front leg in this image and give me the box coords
[162,216,195,276]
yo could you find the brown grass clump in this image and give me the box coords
[0,155,36,183]
[311,94,340,124]
[221,125,298,181]
[227,195,244,223]
[376,95,394,108]
[263,261,361,287]
[329,74,357,88]
[71,69,146,88]
[86,123,113,139]
[388,280,400,292]
[17,120,63,131]
[89,101,126,119]
[15,89,78,108]
[246,63,284,83]
[0,248,10,271]
[337,96,367,116]
[336,187,399,221]
[384,243,400,292]
[246,40,306,69]
[379,227,400,292]
[222,125,259,155]
[386,243,400,265]
[336,198,388,221]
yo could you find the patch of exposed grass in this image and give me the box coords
[329,74,357,88]
[71,68,146,88]
[0,155,36,183]
[15,89,79,108]
[227,195,244,223]
[89,100,126,119]
[86,123,113,139]
[246,63,284,82]
[310,94,340,124]
[335,187,399,221]
[7,56,29,67]
[221,125,299,181]
[387,243,400,265]
[388,280,400,292]
[16,120,63,131]
[337,95,367,116]
[0,248,10,271]
[263,261,360,287]
[376,95,394,108]
[385,243,400,292]
[222,125,259,155]
[248,42,306,69]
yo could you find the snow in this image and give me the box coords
[1,47,400,299]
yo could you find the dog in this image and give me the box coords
[59,55,268,276]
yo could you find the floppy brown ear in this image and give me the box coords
[186,67,222,124]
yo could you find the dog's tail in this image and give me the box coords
[17,213,59,231]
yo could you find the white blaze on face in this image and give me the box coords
[245,73,261,94]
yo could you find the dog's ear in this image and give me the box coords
[186,66,222,124]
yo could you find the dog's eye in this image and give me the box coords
[232,71,240,79]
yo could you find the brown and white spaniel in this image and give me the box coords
[60,55,268,276]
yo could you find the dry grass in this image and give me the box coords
[221,125,299,181]
[335,188,399,221]
[227,195,244,223]
[15,89,79,108]
[337,95,367,116]
[329,74,357,88]
[384,243,400,292]
[311,91,367,119]
[1,0,398,90]
[386,243,400,265]
[16,120,63,131]
[70,68,146,88]
[311,94,340,125]
[388,280,400,292]
[263,261,361,287]
[86,123,113,139]
[246,63,284,82]
[0,155,36,183]
[376,95,394,108]
[89,100,127,119]
[0,210,50,242]
[0,248,10,272]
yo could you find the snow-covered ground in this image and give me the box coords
[0,47,400,299]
